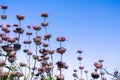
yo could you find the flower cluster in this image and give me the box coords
[0,4,69,80]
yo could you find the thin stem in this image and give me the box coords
[80,69,82,79]
[60,67,62,79]
[4,55,7,62]
[33,45,38,74]
[44,17,46,22]
[7,63,12,79]
[18,33,20,43]
[100,69,103,80]
[48,37,54,77]
[59,41,63,78]
[25,67,26,77]
[102,68,116,78]
[36,31,37,36]
[79,60,81,65]
[51,54,53,76]
[29,55,31,72]
[48,39,53,63]
[14,61,26,79]
[60,54,63,62]
[18,21,21,43]
[60,42,62,48]
[19,21,21,28]
[35,45,38,55]
[33,59,36,70]
[60,54,63,79]
[45,27,48,34]
[85,73,88,80]
[3,10,6,14]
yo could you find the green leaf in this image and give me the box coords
[5,66,12,70]
[6,72,14,80]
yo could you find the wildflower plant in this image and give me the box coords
[0,4,63,80]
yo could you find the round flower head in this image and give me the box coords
[94,61,103,69]
[84,70,88,73]
[6,46,14,52]
[41,13,48,18]
[1,14,7,20]
[41,22,49,27]
[42,43,49,47]
[19,62,27,67]
[79,66,84,70]
[77,50,83,54]
[73,73,78,77]
[33,26,41,31]
[1,27,7,32]
[91,72,100,79]
[56,36,66,42]
[13,23,19,27]
[8,51,16,57]
[73,69,77,72]
[49,50,55,54]
[27,25,33,29]
[56,61,66,68]
[47,62,53,66]
[2,45,9,51]
[42,61,47,66]
[26,32,32,35]
[1,5,8,9]
[37,57,43,61]
[56,47,67,54]
[27,51,33,55]
[23,40,32,44]
[56,74,64,80]
[33,55,39,60]
[13,43,21,51]
[14,37,19,41]
[16,14,25,21]
[33,36,42,45]
[23,40,28,44]
[7,38,16,43]
[39,49,49,55]
[6,24,11,27]
[5,29,10,33]
[2,27,8,32]
[16,28,24,34]
[77,56,83,60]
[12,71,23,77]
[8,56,16,63]
[44,34,52,40]
[43,56,49,60]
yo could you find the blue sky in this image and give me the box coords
[0,0,120,80]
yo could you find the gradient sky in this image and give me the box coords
[0,0,120,80]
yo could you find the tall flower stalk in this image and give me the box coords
[56,36,67,80]
[76,50,84,80]
[41,13,54,77]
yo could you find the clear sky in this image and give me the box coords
[0,0,120,80]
